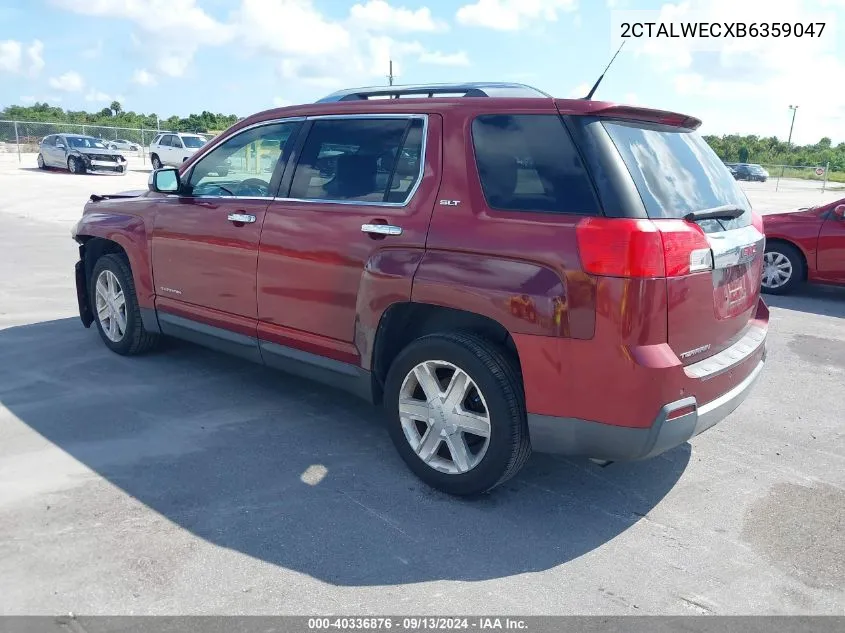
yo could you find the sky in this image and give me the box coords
[1,0,844,144]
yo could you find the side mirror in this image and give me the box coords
[834,205,845,219]
[148,167,180,193]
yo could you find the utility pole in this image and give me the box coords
[387,60,395,86]
[787,105,799,147]
[777,104,799,192]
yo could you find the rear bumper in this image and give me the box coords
[527,355,766,461]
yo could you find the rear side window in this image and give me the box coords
[471,114,600,214]
[289,117,424,204]
[602,121,750,226]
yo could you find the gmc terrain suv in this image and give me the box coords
[72,82,768,495]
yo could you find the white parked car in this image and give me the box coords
[148,132,208,169]
[108,139,140,151]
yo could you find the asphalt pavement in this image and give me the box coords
[0,154,843,615]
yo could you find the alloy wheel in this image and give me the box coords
[398,360,491,475]
[95,269,127,342]
[762,251,793,289]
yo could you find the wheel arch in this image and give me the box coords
[765,237,809,281]
[370,302,522,404]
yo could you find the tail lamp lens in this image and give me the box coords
[576,217,713,278]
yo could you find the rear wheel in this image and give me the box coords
[383,332,530,496]
[151,154,162,169]
[762,242,804,295]
[90,254,159,355]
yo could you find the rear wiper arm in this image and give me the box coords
[684,206,745,222]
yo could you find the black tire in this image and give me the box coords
[68,156,85,174]
[383,332,530,496]
[37,153,45,169]
[151,154,162,169]
[90,254,159,355]
[762,242,805,295]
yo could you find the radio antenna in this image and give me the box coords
[583,40,625,100]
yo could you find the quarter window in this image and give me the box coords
[288,117,424,204]
[187,121,300,198]
[471,114,600,214]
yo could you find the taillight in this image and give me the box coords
[576,218,713,278]
[751,210,764,234]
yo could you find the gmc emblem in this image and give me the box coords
[738,244,757,262]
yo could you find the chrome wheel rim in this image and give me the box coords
[398,360,491,475]
[95,270,127,342]
[762,251,793,289]
[37,154,44,168]
[69,158,77,173]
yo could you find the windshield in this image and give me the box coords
[66,136,107,149]
[603,121,750,229]
[181,136,206,149]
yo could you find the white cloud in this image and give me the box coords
[568,82,589,98]
[273,97,292,107]
[85,90,122,103]
[456,0,577,30]
[418,50,471,66]
[132,68,157,86]
[51,0,231,78]
[26,40,44,76]
[0,40,21,73]
[349,0,445,32]
[20,95,35,103]
[628,0,845,143]
[48,71,85,92]
[1,39,44,75]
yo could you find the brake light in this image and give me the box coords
[751,210,764,234]
[576,218,713,278]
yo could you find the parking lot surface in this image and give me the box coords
[0,154,843,615]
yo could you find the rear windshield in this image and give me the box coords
[603,121,750,229]
[181,136,206,148]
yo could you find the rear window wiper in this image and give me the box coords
[684,206,745,223]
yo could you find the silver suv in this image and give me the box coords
[149,132,209,170]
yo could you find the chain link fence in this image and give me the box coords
[0,120,215,164]
[729,161,844,192]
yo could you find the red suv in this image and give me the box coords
[72,83,768,495]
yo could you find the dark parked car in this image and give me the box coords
[37,134,127,174]
[762,198,845,294]
[71,82,768,495]
[733,163,769,182]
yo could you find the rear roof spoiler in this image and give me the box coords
[562,102,702,130]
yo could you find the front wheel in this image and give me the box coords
[37,153,45,169]
[762,243,804,295]
[383,332,530,496]
[68,156,85,174]
[90,254,159,355]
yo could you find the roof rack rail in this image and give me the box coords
[316,82,551,103]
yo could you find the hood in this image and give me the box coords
[89,189,146,203]
[75,147,125,158]
[763,207,820,220]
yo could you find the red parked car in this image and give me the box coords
[762,198,845,294]
[72,82,768,495]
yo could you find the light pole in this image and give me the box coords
[787,104,798,147]
[777,105,799,192]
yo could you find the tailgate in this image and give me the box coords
[667,224,765,365]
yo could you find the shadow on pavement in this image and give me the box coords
[0,318,690,586]
[764,285,845,318]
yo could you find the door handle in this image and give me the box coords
[228,213,256,224]
[361,223,402,236]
